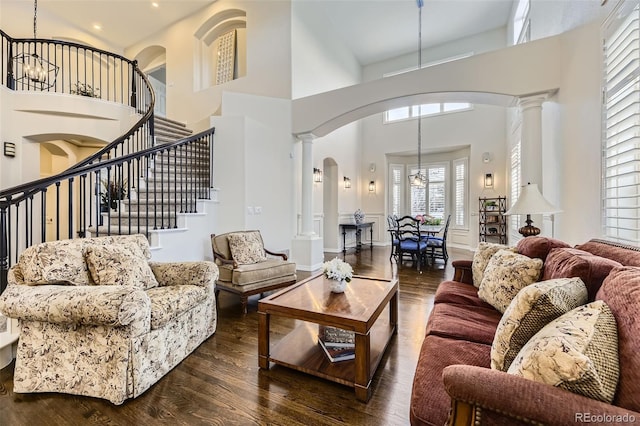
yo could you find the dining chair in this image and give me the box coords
[396,215,429,271]
[387,215,400,262]
[426,214,451,264]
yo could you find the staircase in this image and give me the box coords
[88,116,218,260]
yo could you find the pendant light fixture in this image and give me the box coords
[408,0,426,188]
[13,0,59,90]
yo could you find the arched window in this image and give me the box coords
[194,9,247,90]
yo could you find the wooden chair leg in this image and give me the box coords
[241,296,249,315]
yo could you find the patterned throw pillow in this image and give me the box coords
[471,242,515,288]
[507,301,619,403]
[85,244,159,290]
[19,239,92,285]
[491,277,588,371]
[228,232,267,264]
[478,250,543,313]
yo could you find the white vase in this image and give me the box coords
[330,279,348,293]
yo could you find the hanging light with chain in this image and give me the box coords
[13,0,59,90]
[408,0,426,188]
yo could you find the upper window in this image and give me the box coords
[383,54,473,123]
[513,0,530,44]
[602,0,640,243]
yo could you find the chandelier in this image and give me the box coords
[408,0,426,188]
[13,0,59,90]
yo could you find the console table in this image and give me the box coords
[340,222,374,254]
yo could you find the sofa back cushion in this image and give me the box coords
[596,266,640,412]
[516,236,570,262]
[17,234,151,286]
[85,244,159,290]
[576,239,640,267]
[543,248,622,301]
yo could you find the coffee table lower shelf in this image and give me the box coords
[266,318,395,391]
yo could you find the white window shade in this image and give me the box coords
[454,158,468,227]
[603,1,640,243]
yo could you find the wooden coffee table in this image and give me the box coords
[258,274,398,402]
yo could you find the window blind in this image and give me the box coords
[454,158,467,227]
[510,140,522,237]
[603,1,640,243]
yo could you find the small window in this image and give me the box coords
[513,0,530,44]
[454,158,468,228]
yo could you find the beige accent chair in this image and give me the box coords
[211,231,296,313]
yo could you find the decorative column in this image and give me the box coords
[518,94,547,188]
[300,133,315,236]
[291,133,324,271]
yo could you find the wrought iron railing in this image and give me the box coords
[0,32,215,293]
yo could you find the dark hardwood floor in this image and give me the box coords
[0,246,473,426]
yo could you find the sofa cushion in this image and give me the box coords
[516,236,570,262]
[231,258,296,286]
[433,280,495,309]
[491,277,588,371]
[228,232,267,264]
[576,239,640,267]
[478,250,543,313]
[596,266,640,411]
[471,242,515,288]
[426,302,502,345]
[19,239,92,285]
[543,248,622,301]
[85,244,159,290]
[507,301,619,404]
[146,284,208,329]
[410,334,491,426]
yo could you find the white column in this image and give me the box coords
[300,133,315,236]
[291,133,324,271]
[519,94,547,188]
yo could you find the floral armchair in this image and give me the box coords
[0,234,218,405]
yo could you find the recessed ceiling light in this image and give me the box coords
[152,2,159,7]
[93,23,102,31]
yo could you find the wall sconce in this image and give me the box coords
[369,180,375,192]
[343,176,351,189]
[484,173,494,188]
[4,142,16,158]
[313,168,322,183]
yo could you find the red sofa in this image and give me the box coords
[410,237,640,425]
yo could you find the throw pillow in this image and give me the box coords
[516,236,570,262]
[19,239,92,285]
[491,277,588,371]
[507,300,619,403]
[85,244,159,290]
[228,232,267,264]
[471,242,515,288]
[478,250,543,313]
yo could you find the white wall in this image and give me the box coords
[125,0,292,132]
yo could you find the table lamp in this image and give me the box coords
[505,183,561,237]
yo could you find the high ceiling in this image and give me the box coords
[0,0,514,66]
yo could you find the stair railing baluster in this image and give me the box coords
[173,146,178,228]
[67,177,74,239]
[40,189,46,242]
[1,205,9,293]
[55,182,60,240]
[152,153,157,230]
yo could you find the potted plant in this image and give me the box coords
[101,178,127,211]
[71,82,100,98]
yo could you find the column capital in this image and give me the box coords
[296,132,316,143]
[517,90,557,111]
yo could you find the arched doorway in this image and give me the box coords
[323,157,339,250]
[134,45,167,117]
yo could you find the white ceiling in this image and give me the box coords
[0,0,514,66]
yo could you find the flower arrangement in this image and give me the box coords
[416,214,441,225]
[322,258,353,283]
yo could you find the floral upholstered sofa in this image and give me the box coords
[0,234,218,405]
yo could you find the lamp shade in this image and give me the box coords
[505,183,561,215]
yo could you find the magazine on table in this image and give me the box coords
[318,325,355,348]
[318,339,355,362]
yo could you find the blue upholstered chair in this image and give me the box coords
[396,215,428,271]
[426,214,451,264]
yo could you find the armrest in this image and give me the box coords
[149,261,218,287]
[452,260,473,285]
[265,248,288,260]
[211,249,238,269]
[443,365,638,425]
[0,284,149,327]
